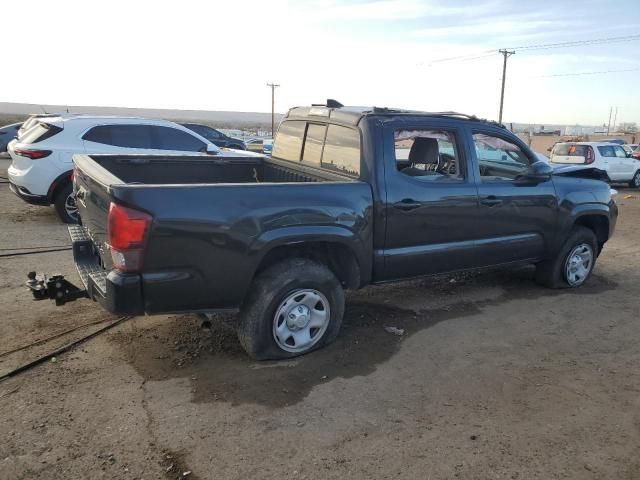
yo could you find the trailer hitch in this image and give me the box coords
[26,272,88,306]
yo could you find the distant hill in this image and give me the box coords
[0,102,284,129]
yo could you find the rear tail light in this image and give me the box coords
[14,148,52,159]
[107,202,152,272]
[585,146,595,164]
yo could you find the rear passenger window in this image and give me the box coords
[302,123,326,166]
[84,125,153,149]
[394,129,463,180]
[322,125,360,176]
[83,125,111,144]
[150,126,205,152]
[597,146,615,157]
[273,121,305,161]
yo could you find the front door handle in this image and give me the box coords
[480,195,503,207]
[393,199,422,211]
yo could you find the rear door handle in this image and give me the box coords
[393,199,422,211]
[480,195,503,207]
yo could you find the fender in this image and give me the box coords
[47,170,73,203]
[248,224,373,286]
[554,202,612,253]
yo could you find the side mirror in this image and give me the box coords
[206,143,220,155]
[523,161,553,182]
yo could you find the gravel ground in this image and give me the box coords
[1,157,639,479]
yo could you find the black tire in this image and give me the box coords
[629,170,640,189]
[535,226,598,289]
[237,258,344,360]
[53,183,79,224]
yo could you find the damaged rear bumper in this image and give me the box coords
[26,226,144,315]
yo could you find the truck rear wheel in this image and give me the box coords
[535,226,597,289]
[237,258,344,360]
[53,183,79,224]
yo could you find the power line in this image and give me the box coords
[426,33,640,66]
[427,50,497,65]
[506,33,640,51]
[522,67,640,79]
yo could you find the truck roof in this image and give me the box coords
[285,100,505,128]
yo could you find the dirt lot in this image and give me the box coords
[1,158,639,480]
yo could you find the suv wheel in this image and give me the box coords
[237,258,344,360]
[535,226,597,288]
[53,183,79,224]
[630,170,640,188]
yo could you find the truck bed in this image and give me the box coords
[82,154,353,185]
[72,154,373,313]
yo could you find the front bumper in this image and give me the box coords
[9,182,49,206]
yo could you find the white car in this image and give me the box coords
[7,115,258,222]
[550,141,640,188]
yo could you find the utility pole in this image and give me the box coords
[266,82,280,137]
[498,49,515,125]
[607,107,613,134]
[612,106,618,133]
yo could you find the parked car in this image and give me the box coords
[29,103,617,360]
[7,115,259,223]
[550,142,640,188]
[632,145,640,160]
[606,139,626,145]
[0,122,22,153]
[245,138,273,155]
[180,123,246,150]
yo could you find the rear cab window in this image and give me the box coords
[273,120,361,177]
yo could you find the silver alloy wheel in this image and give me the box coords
[65,192,78,220]
[564,243,593,286]
[634,171,640,187]
[272,289,330,353]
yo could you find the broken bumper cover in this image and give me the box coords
[26,226,144,315]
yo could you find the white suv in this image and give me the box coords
[7,115,253,222]
[550,142,640,188]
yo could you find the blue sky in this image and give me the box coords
[3,0,640,125]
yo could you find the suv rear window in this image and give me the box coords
[19,122,63,144]
[553,144,589,157]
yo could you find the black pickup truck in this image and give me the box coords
[29,102,617,359]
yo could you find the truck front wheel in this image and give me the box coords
[238,258,345,360]
[535,226,597,288]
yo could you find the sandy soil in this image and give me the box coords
[0,158,639,479]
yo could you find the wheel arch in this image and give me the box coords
[251,227,371,291]
[47,170,73,204]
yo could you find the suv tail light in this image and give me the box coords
[14,148,52,159]
[585,146,595,164]
[107,202,152,272]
